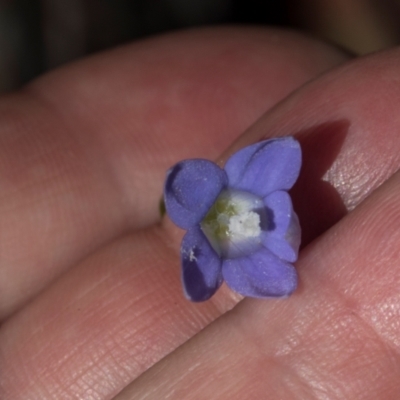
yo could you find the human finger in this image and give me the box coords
[0,27,346,319]
[116,142,400,400]
[0,28,349,399]
[115,46,400,398]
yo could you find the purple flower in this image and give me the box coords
[164,137,302,302]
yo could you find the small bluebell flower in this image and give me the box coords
[164,137,302,301]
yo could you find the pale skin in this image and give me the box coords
[1,27,400,399]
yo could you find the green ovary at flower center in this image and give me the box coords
[202,196,237,239]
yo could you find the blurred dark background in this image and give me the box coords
[1,0,400,92]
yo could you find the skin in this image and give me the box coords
[0,26,399,399]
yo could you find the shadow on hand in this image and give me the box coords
[291,120,349,247]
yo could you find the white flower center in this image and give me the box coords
[201,189,265,259]
[228,211,261,238]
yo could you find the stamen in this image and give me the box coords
[228,212,261,237]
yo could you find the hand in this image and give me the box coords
[1,27,398,399]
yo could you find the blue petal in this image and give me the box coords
[284,212,301,259]
[224,137,301,197]
[262,191,301,262]
[261,235,298,263]
[181,227,223,302]
[263,190,292,234]
[222,248,297,298]
[164,159,228,229]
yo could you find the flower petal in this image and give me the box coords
[222,248,297,298]
[181,227,223,302]
[262,191,301,262]
[224,137,301,197]
[263,190,292,234]
[285,211,301,257]
[164,159,228,229]
[261,235,297,263]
